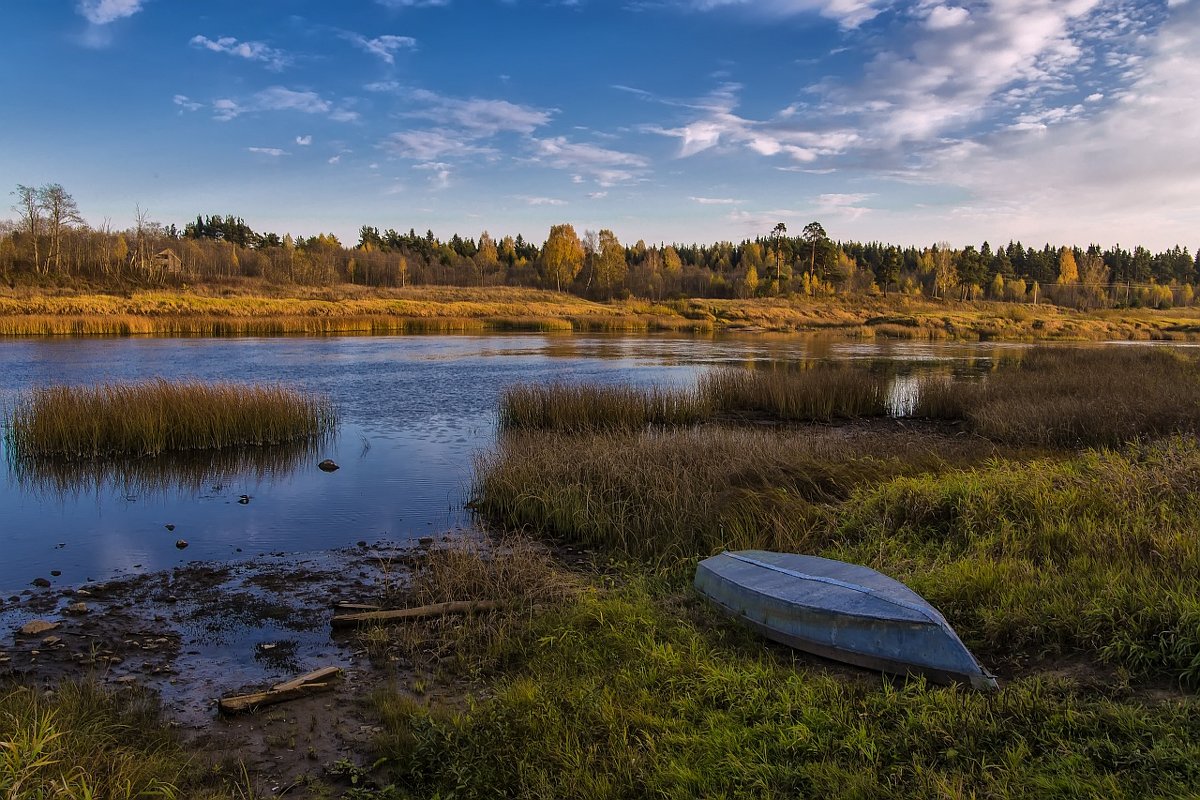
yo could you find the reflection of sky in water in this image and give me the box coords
[0,332,1083,593]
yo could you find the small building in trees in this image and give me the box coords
[154,248,182,274]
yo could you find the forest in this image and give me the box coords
[5,182,1198,310]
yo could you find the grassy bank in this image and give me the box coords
[0,680,246,799]
[4,285,1200,339]
[364,542,1200,799]
[4,379,335,460]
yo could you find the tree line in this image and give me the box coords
[5,183,1199,309]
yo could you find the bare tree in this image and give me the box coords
[39,184,85,275]
[12,185,42,272]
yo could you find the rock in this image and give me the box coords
[238,495,250,505]
[50,570,61,577]
[19,620,58,636]
[418,536,434,545]
[31,577,51,588]
[64,602,89,615]
[318,459,340,472]
[115,675,137,684]
[357,540,368,548]
[165,524,175,531]
[42,636,62,646]
[175,540,189,549]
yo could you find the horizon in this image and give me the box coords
[3,0,1197,250]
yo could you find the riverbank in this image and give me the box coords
[4,285,1200,340]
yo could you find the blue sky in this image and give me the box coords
[2,0,1197,248]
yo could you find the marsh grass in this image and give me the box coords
[701,364,890,421]
[373,577,1200,799]
[475,426,1015,563]
[0,680,243,799]
[914,347,1200,446]
[368,536,581,676]
[4,379,335,460]
[500,365,892,432]
[499,382,710,433]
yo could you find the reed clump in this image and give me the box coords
[914,346,1200,446]
[499,366,893,432]
[499,382,710,433]
[701,365,889,421]
[5,379,335,460]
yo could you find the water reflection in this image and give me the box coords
[8,438,326,501]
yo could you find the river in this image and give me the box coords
[0,333,1030,594]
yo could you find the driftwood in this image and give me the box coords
[330,600,504,629]
[218,666,341,714]
[334,602,381,612]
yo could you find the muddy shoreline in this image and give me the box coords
[0,535,468,793]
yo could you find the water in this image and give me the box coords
[0,333,1027,594]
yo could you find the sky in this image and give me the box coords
[1,0,1197,249]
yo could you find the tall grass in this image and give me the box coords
[914,347,1200,446]
[0,681,219,799]
[5,379,335,460]
[499,382,710,433]
[701,364,889,421]
[474,427,1200,683]
[373,577,1200,799]
[499,366,891,432]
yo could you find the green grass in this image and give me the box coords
[474,428,1200,684]
[0,680,245,799]
[4,379,335,460]
[371,576,1200,799]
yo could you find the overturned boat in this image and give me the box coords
[695,550,998,690]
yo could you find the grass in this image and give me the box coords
[474,426,1200,684]
[6,285,1200,339]
[499,365,891,432]
[914,347,1200,446]
[0,680,246,799]
[371,573,1200,799]
[4,379,335,460]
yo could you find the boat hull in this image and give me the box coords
[696,551,997,690]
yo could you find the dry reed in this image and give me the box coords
[5,379,335,460]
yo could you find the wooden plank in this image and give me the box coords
[330,600,503,629]
[218,666,342,714]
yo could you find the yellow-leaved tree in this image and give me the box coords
[1057,247,1079,284]
[542,223,584,292]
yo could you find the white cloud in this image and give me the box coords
[382,130,494,160]
[414,161,452,189]
[515,196,568,206]
[296,135,313,146]
[341,32,417,64]
[211,86,356,122]
[190,35,290,70]
[682,0,889,29]
[328,155,342,165]
[528,136,650,185]
[923,4,969,30]
[917,0,1200,247]
[247,147,289,157]
[588,192,609,199]
[690,196,740,205]
[77,0,144,25]
[173,94,202,112]
[405,89,553,135]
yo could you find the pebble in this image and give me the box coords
[418,536,434,545]
[31,578,51,588]
[42,636,62,646]
[165,524,175,531]
[175,540,189,549]
[50,570,61,577]
[238,495,251,505]
[18,620,58,636]
[115,675,137,684]
[318,459,340,472]
[64,602,89,615]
